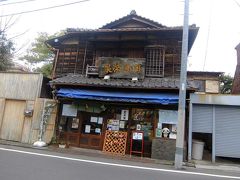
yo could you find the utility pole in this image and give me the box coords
[175,0,189,169]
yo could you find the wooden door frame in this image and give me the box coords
[78,111,107,150]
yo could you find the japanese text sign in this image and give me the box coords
[99,57,145,79]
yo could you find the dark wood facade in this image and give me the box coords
[48,12,198,80]
[48,11,200,158]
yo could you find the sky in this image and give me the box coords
[1,0,240,75]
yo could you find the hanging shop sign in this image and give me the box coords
[98,57,145,79]
[121,109,129,120]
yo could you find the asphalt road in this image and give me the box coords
[0,145,239,180]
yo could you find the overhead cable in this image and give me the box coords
[234,0,240,7]
[0,0,38,6]
[202,0,214,71]
[0,0,90,17]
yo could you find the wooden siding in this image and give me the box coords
[30,98,57,144]
[0,100,26,141]
[0,73,43,100]
[205,80,219,94]
[21,101,35,143]
[0,98,5,133]
[0,98,56,144]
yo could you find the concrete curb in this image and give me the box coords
[195,164,240,172]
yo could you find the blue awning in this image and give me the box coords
[57,88,179,105]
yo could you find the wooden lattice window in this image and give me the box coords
[55,46,78,76]
[145,46,165,77]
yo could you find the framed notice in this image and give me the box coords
[132,132,143,140]
[62,104,77,117]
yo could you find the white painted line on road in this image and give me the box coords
[0,147,239,179]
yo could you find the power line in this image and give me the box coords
[0,0,90,17]
[0,0,38,6]
[234,0,240,7]
[202,0,215,71]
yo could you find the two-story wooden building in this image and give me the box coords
[47,11,199,159]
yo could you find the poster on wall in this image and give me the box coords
[157,123,162,129]
[156,128,162,138]
[109,119,119,125]
[111,125,119,131]
[119,121,125,129]
[62,104,78,117]
[107,119,120,131]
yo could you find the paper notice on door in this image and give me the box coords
[98,117,103,124]
[90,117,98,123]
[95,128,101,133]
[85,125,91,133]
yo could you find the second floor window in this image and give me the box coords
[145,46,165,77]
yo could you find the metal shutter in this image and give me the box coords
[192,104,213,133]
[215,105,240,158]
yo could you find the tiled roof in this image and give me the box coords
[50,74,199,90]
[66,26,198,34]
[187,71,223,76]
[100,10,166,29]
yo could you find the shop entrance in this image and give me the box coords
[58,111,106,150]
[79,112,105,150]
